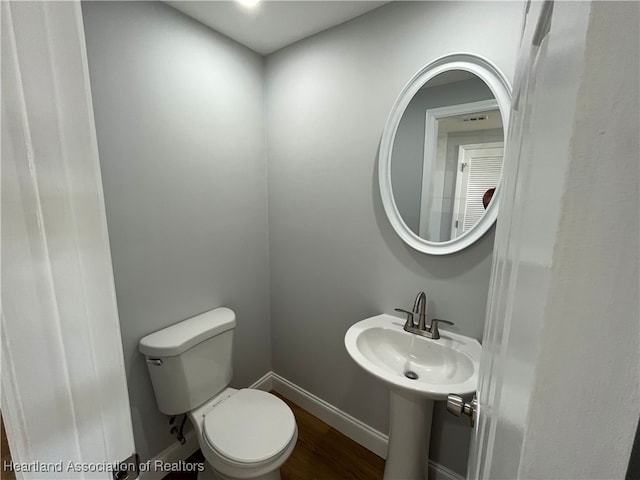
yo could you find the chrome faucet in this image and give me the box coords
[412,291,427,331]
[395,291,454,340]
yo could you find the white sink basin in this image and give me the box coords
[345,313,481,399]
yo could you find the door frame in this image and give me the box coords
[419,99,499,239]
[450,142,503,239]
[1,2,136,478]
[468,0,639,477]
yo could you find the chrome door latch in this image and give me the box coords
[446,394,477,427]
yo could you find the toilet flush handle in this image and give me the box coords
[146,358,162,366]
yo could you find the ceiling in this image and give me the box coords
[166,1,389,55]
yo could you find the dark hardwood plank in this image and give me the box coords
[163,392,385,480]
[274,392,384,480]
[2,414,17,480]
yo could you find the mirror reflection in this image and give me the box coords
[391,70,504,242]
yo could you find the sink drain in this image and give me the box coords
[404,370,419,380]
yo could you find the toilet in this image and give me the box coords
[139,307,298,480]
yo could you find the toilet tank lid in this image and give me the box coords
[139,307,236,357]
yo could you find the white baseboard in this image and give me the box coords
[139,429,199,480]
[268,372,389,458]
[145,371,464,480]
[428,460,466,480]
[266,372,464,480]
[248,371,274,392]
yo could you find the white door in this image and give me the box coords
[468,1,639,478]
[1,2,136,479]
[450,142,503,239]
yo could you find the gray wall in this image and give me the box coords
[83,0,523,473]
[265,1,522,475]
[392,77,495,234]
[82,2,270,462]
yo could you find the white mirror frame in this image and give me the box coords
[379,53,512,255]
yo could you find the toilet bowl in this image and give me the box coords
[190,388,297,480]
[139,308,297,480]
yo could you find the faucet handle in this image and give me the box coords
[429,319,454,339]
[394,308,415,329]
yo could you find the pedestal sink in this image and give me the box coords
[344,314,481,480]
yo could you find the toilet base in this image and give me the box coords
[198,461,281,480]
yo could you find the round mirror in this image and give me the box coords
[379,53,512,255]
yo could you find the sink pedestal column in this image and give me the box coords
[384,389,433,480]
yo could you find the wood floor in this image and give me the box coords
[164,392,385,480]
[1,415,17,480]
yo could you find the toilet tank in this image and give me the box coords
[139,307,236,415]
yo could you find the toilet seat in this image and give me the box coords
[202,389,297,468]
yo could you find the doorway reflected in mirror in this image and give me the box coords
[391,71,504,242]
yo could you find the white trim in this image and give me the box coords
[269,373,389,458]
[139,430,199,480]
[264,372,463,480]
[248,371,275,392]
[2,2,135,476]
[428,460,466,480]
[450,142,504,239]
[142,372,464,480]
[379,53,512,255]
